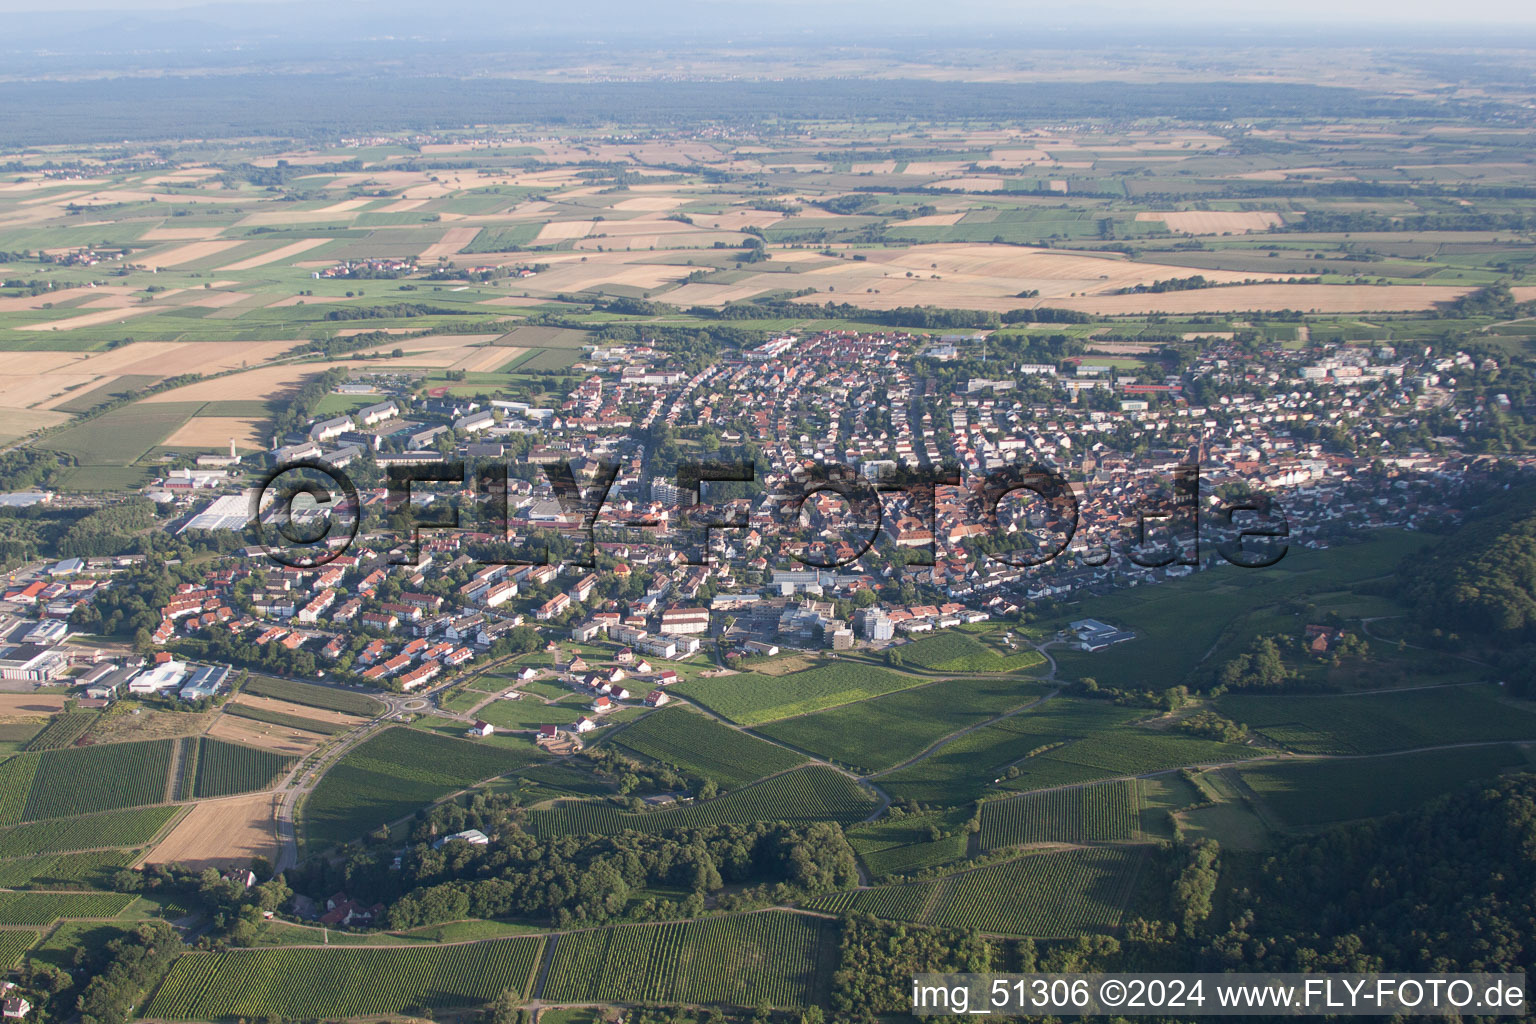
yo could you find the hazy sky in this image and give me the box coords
[0,0,1533,23]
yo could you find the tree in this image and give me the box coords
[480,987,522,1024]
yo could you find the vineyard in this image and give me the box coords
[143,938,545,1020]
[672,663,925,726]
[607,707,806,790]
[0,890,136,926]
[1236,745,1529,828]
[0,848,136,888]
[10,740,174,822]
[805,847,1145,936]
[542,911,836,1009]
[22,712,99,752]
[528,765,875,839]
[304,727,539,846]
[845,808,976,879]
[1215,684,1536,755]
[757,676,1051,774]
[0,805,179,858]
[191,738,296,798]
[0,756,39,824]
[223,703,348,735]
[979,780,1140,849]
[859,835,970,878]
[242,675,385,717]
[0,930,37,969]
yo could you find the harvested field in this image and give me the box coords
[215,238,329,271]
[903,161,971,175]
[138,226,225,241]
[229,694,369,729]
[418,227,482,260]
[610,196,686,211]
[0,285,137,312]
[237,197,371,226]
[2,340,303,412]
[934,175,1010,191]
[142,793,279,872]
[205,715,327,756]
[491,255,692,294]
[162,416,269,451]
[16,305,161,332]
[1047,284,1472,315]
[1135,211,1283,234]
[691,209,786,231]
[76,339,300,378]
[347,333,504,370]
[0,408,69,444]
[0,372,99,410]
[892,212,966,227]
[0,695,68,717]
[534,220,596,242]
[141,362,350,404]
[143,240,246,270]
[455,346,523,373]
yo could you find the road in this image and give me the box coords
[270,690,418,874]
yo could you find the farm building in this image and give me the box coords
[1068,619,1136,651]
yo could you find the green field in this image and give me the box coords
[1216,684,1536,755]
[672,663,928,725]
[756,677,1052,773]
[898,632,1047,674]
[0,890,136,926]
[192,738,296,798]
[143,938,546,1019]
[542,911,836,1009]
[978,780,1141,849]
[527,765,875,839]
[242,675,385,717]
[474,698,585,731]
[0,722,43,756]
[304,727,539,846]
[38,401,202,467]
[805,846,1146,936]
[607,706,807,790]
[1236,745,1530,828]
[0,805,178,858]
